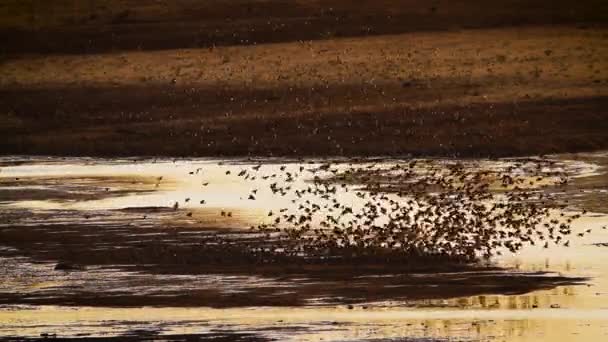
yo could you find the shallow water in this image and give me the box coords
[0,153,607,341]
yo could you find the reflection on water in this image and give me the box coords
[0,153,607,341]
[1,305,608,341]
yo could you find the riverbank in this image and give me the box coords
[2,24,607,158]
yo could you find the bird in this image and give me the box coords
[178,157,585,261]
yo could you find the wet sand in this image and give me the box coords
[1,152,607,340]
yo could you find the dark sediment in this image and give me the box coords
[2,84,607,158]
[0,210,587,308]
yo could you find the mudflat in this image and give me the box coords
[2,3,608,341]
[1,1,607,158]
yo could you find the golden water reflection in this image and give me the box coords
[1,305,608,341]
[0,153,607,341]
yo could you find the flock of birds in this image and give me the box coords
[175,158,593,262]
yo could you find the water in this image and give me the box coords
[0,152,607,341]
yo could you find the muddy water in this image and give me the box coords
[0,153,607,341]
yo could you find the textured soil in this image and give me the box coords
[0,1,607,158]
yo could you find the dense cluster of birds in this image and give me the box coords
[190,159,586,262]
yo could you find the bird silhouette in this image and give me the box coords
[186,158,585,261]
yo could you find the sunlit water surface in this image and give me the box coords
[1,153,607,341]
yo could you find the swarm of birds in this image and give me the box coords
[196,158,586,262]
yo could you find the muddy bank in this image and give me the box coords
[0,215,587,308]
[0,175,160,202]
[2,23,606,158]
[2,89,607,157]
[1,331,270,342]
[1,0,606,55]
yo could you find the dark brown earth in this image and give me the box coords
[1,332,270,342]
[1,0,607,55]
[1,1,607,158]
[2,86,607,157]
[0,175,159,201]
[0,206,587,308]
